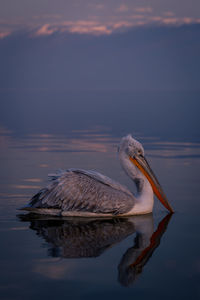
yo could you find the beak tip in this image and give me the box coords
[166,204,174,213]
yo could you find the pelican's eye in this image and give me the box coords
[137,150,143,157]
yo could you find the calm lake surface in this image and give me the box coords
[0,90,200,299]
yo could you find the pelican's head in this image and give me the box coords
[119,134,145,158]
[119,134,174,213]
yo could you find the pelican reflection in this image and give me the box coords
[18,213,172,286]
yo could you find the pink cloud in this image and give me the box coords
[35,24,57,36]
[113,21,134,29]
[1,12,200,39]
[58,20,112,35]
[31,16,200,37]
[68,25,111,35]
[182,17,193,24]
[162,17,179,25]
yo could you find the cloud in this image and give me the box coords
[35,24,57,36]
[182,17,193,24]
[33,20,112,36]
[161,17,179,25]
[112,21,134,30]
[16,16,200,38]
[68,25,111,35]
[1,13,200,39]
[60,20,112,35]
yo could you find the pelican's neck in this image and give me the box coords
[119,152,154,214]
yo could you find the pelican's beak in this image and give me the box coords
[129,155,174,213]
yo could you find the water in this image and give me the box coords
[0,90,200,299]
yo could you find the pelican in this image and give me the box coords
[20,134,173,216]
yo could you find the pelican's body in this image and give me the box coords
[21,135,173,216]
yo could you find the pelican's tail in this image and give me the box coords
[18,188,47,212]
[19,204,33,211]
[18,205,62,216]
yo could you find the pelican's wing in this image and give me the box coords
[67,169,133,197]
[29,169,134,215]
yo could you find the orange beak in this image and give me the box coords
[129,155,174,213]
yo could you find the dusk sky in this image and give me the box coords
[0,1,200,91]
[0,0,200,37]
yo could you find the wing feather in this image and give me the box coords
[29,169,134,215]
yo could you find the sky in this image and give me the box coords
[0,1,199,91]
[0,0,200,37]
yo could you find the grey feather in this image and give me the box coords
[29,169,134,215]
